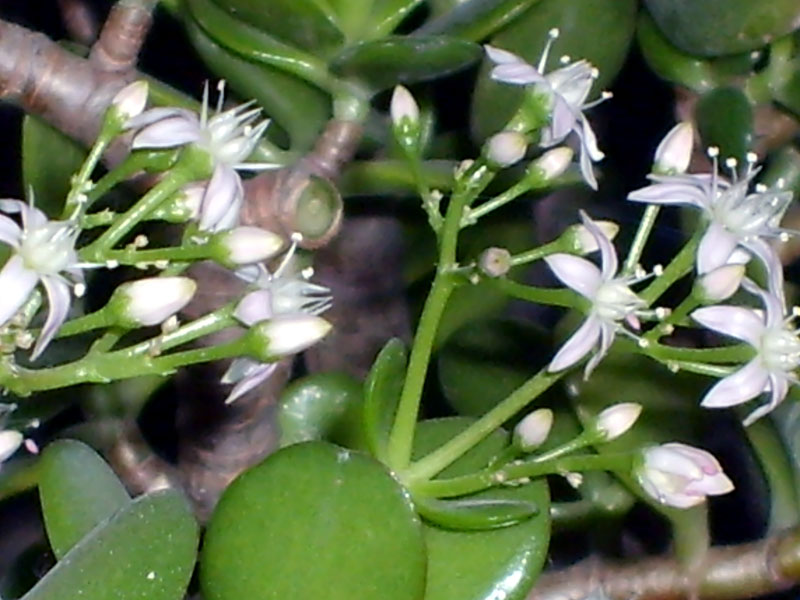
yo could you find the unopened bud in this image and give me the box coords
[248,315,332,359]
[390,85,419,126]
[514,408,553,451]
[0,430,23,463]
[695,264,745,303]
[594,403,641,441]
[479,247,511,278]
[113,80,149,122]
[654,122,693,175]
[108,277,196,327]
[529,147,574,181]
[210,226,284,266]
[485,131,528,167]
[568,220,620,254]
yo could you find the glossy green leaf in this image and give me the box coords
[185,20,329,151]
[363,338,407,460]
[330,36,482,92]
[277,371,366,449]
[696,87,754,164]
[38,440,130,560]
[438,318,548,417]
[417,0,544,42]
[761,146,800,194]
[471,0,636,141]
[774,66,800,118]
[367,0,424,39]
[414,418,550,600]
[22,116,86,217]
[636,12,717,92]
[200,441,426,600]
[415,495,538,530]
[327,0,374,40]
[644,0,800,56]
[22,490,197,600]
[209,0,345,57]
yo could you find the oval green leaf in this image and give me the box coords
[330,35,482,92]
[200,441,426,600]
[363,338,407,461]
[644,0,800,56]
[414,418,551,600]
[22,489,198,600]
[415,495,538,530]
[417,0,543,42]
[695,86,754,164]
[38,440,130,560]
[277,371,366,449]
[471,0,636,141]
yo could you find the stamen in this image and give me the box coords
[777,177,786,189]
[755,183,767,193]
[559,55,571,64]
[301,266,315,280]
[200,81,210,127]
[707,147,720,197]
[74,283,86,297]
[274,235,301,279]
[216,80,226,114]
[583,91,613,109]
[590,67,600,79]
[725,157,738,183]
[537,28,560,72]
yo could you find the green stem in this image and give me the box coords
[103,244,211,265]
[463,181,529,226]
[489,278,583,309]
[414,451,633,498]
[86,150,178,207]
[509,238,564,267]
[623,205,661,276]
[640,232,701,306]
[644,294,699,342]
[404,369,564,482]
[56,310,112,338]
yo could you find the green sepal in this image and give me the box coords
[414,495,538,530]
[38,440,130,560]
[363,338,407,461]
[330,36,482,93]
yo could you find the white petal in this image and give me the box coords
[742,374,789,426]
[491,63,547,85]
[484,45,525,65]
[578,115,604,161]
[700,359,769,408]
[580,211,617,278]
[547,96,578,143]
[132,116,201,149]
[0,255,39,326]
[544,253,602,298]
[0,214,21,249]
[548,316,601,373]
[200,165,243,232]
[577,137,599,191]
[583,321,614,379]
[627,182,710,209]
[691,305,764,346]
[126,107,196,129]
[32,276,72,360]
[742,237,785,310]
[235,289,273,325]
[697,222,738,274]
[224,362,278,404]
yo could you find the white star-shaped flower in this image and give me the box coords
[545,211,645,378]
[485,29,606,189]
[0,200,86,359]
[691,280,800,425]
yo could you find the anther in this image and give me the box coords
[707,146,720,158]
[548,28,560,38]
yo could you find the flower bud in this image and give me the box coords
[654,122,693,175]
[529,147,574,181]
[478,247,511,278]
[694,264,745,303]
[248,315,332,359]
[390,85,419,127]
[594,403,641,441]
[108,277,196,328]
[112,80,149,122]
[210,226,284,266]
[513,408,553,451]
[0,429,23,463]
[635,442,733,508]
[485,131,528,167]
[567,220,620,254]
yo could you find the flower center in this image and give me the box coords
[19,222,76,275]
[594,280,643,322]
[760,327,800,373]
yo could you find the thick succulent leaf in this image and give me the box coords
[277,371,366,449]
[200,441,426,600]
[38,440,130,560]
[414,418,550,600]
[695,86,754,164]
[471,0,636,141]
[330,35,482,92]
[22,116,86,217]
[363,338,407,461]
[209,0,345,57]
[416,0,544,42]
[415,495,538,530]
[366,0,425,39]
[22,490,197,600]
[644,0,800,57]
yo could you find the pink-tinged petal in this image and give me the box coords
[490,63,546,85]
[126,107,196,129]
[546,96,578,143]
[32,276,71,360]
[583,321,614,379]
[742,237,785,311]
[0,215,21,249]
[577,135,599,191]
[697,222,738,274]
[131,116,201,149]
[484,45,524,65]
[691,305,764,346]
[235,289,273,325]
[627,182,710,209]
[199,165,243,232]
[700,359,769,408]
[742,374,789,426]
[224,361,278,404]
[578,115,604,161]
[0,255,38,326]
[684,471,734,496]
[548,316,601,373]
[741,278,784,329]
[579,211,617,278]
[544,253,602,298]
